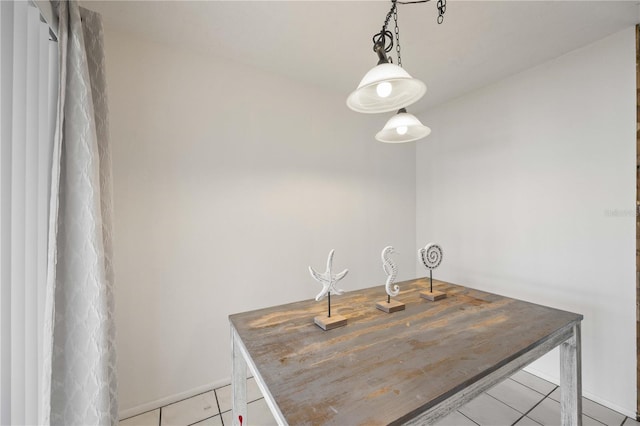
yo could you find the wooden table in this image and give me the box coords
[229,278,583,425]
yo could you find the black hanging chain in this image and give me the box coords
[436,0,446,24]
[393,4,402,67]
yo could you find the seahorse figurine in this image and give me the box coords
[382,246,399,297]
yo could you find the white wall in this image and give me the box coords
[416,27,636,415]
[104,29,417,414]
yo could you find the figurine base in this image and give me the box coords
[376,299,406,313]
[420,290,447,301]
[314,314,347,331]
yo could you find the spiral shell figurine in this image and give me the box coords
[419,243,447,301]
[375,246,406,313]
[420,243,443,270]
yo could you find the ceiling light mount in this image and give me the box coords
[371,2,396,63]
[374,39,391,65]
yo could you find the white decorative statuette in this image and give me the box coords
[418,243,446,301]
[419,243,443,270]
[382,246,399,297]
[309,249,348,302]
[376,245,405,313]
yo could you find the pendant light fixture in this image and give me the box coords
[376,108,431,143]
[346,42,426,114]
[347,0,446,142]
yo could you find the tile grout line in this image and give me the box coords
[121,406,163,422]
[162,387,221,410]
[186,415,219,426]
[484,384,546,418]
[457,409,481,425]
[482,392,541,425]
[507,386,608,426]
[482,392,541,426]
[163,378,263,426]
[215,388,225,426]
[508,385,558,426]
[585,413,607,426]
[510,375,556,396]
[542,387,623,426]
[121,382,235,424]
[622,416,640,426]
[545,395,608,426]
[219,397,268,416]
[176,387,228,426]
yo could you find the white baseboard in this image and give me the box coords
[119,377,231,420]
[524,366,637,419]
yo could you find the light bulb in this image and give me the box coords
[376,81,392,98]
[396,126,408,135]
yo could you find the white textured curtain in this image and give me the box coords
[41,1,118,425]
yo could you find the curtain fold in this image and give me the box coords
[42,1,118,424]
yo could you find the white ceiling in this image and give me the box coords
[87,0,640,112]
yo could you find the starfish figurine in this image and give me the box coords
[309,249,349,301]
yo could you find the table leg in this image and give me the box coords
[560,323,582,426]
[232,326,247,426]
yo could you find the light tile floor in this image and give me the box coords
[120,370,635,426]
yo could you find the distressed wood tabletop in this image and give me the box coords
[229,278,582,425]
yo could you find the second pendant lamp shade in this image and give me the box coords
[375,109,431,143]
[347,63,427,114]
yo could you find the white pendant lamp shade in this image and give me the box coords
[375,110,431,143]
[347,63,427,114]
